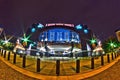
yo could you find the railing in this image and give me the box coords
[0,48,120,76]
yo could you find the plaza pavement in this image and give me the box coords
[0,51,120,80]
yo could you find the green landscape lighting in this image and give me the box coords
[21,33,31,42]
[22,38,29,42]
[110,43,114,47]
[24,39,27,42]
[90,38,97,44]
[108,41,116,48]
[4,40,9,44]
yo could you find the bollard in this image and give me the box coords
[111,53,114,60]
[36,58,40,72]
[1,50,3,56]
[56,60,60,76]
[13,53,16,64]
[107,54,110,63]
[116,53,118,57]
[3,50,6,58]
[114,53,117,58]
[7,51,10,60]
[22,54,26,68]
[116,53,119,57]
[76,59,80,73]
[0,49,1,55]
[101,55,104,66]
[91,57,94,69]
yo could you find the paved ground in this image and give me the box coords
[83,60,120,80]
[0,50,120,80]
[8,52,112,75]
[1,58,120,80]
[0,60,39,80]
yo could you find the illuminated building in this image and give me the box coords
[26,23,94,57]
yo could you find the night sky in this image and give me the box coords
[0,0,120,40]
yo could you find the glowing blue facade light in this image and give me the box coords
[37,23,44,28]
[31,28,36,32]
[84,29,88,34]
[76,24,83,30]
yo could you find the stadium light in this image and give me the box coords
[76,24,83,30]
[31,27,36,33]
[84,29,88,34]
[37,23,44,28]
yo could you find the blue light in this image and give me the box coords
[37,23,44,28]
[76,24,83,30]
[84,29,88,34]
[31,28,36,32]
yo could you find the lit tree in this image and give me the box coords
[0,35,14,51]
[21,33,32,48]
[89,37,97,49]
[102,36,119,53]
[20,33,36,48]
